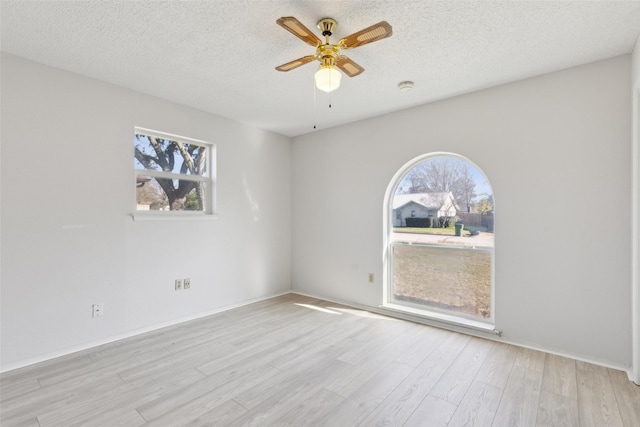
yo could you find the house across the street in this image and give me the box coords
[392,192,458,227]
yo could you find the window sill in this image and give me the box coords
[131,213,219,222]
[380,302,499,335]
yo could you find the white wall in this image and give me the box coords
[0,54,292,371]
[631,37,640,382]
[292,56,632,368]
[633,37,640,83]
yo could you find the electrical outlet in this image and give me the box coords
[184,278,191,290]
[368,273,374,283]
[175,279,183,291]
[92,303,103,318]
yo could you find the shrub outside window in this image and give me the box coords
[134,128,213,214]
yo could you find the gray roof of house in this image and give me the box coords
[392,192,455,210]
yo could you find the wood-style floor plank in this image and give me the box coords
[576,364,624,427]
[1,373,126,426]
[320,361,415,426]
[137,342,298,421]
[327,330,421,398]
[609,368,640,426]
[393,324,450,367]
[403,395,458,427]
[536,389,579,427]
[491,365,543,426]
[270,387,344,427]
[180,400,247,427]
[429,337,494,405]
[141,365,281,426]
[229,361,353,426]
[7,417,41,427]
[359,332,471,426]
[542,353,578,399]
[514,347,546,374]
[0,377,41,402]
[1,294,639,426]
[37,368,205,426]
[448,380,503,427]
[475,341,518,389]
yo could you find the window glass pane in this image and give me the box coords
[136,177,206,212]
[392,244,491,319]
[134,133,207,176]
[391,156,494,247]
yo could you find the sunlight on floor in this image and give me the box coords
[327,307,400,321]
[294,302,400,321]
[294,303,342,315]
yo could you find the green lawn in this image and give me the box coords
[392,245,491,318]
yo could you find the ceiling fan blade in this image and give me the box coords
[275,55,316,72]
[339,21,392,49]
[336,56,364,77]
[276,17,322,47]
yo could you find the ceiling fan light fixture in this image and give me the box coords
[315,65,341,93]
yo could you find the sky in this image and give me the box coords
[397,156,492,201]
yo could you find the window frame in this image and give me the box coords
[382,152,495,332]
[132,127,216,221]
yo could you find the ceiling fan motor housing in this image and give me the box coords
[316,44,340,65]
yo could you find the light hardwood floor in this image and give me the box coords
[1,293,639,426]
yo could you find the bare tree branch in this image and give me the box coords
[135,134,206,211]
[402,158,477,210]
[146,136,170,171]
[175,141,196,174]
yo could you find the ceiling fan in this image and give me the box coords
[275,16,392,92]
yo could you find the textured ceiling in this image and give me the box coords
[1,1,639,137]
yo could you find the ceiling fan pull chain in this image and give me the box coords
[313,79,317,130]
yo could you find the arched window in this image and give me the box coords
[384,153,495,329]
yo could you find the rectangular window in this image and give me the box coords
[134,128,214,215]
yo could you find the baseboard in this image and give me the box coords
[0,291,291,374]
[290,290,633,378]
